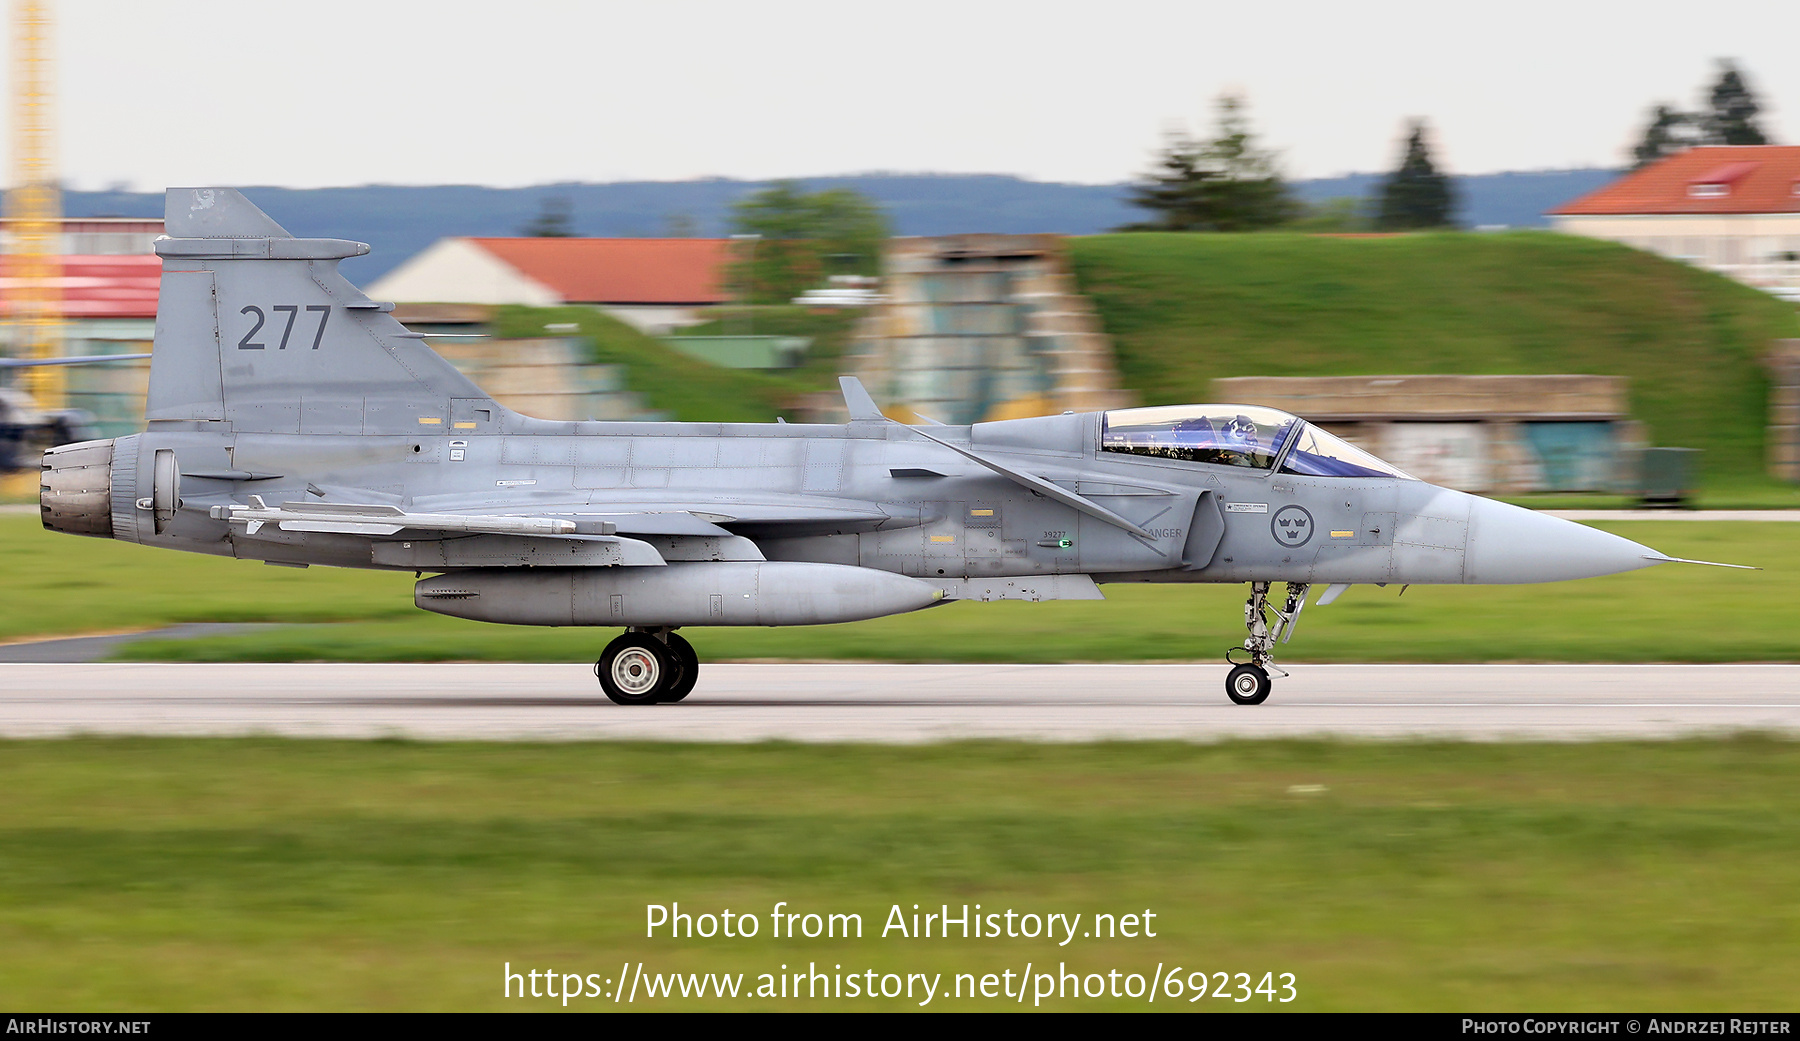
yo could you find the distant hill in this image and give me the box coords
[64,169,1623,282]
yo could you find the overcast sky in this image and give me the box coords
[38,0,1800,190]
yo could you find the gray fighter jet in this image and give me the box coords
[38,189,1748,704]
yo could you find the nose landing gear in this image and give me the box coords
[1225,581,1309,705]
[595,628,700,705]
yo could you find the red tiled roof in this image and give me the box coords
[1549,146,1800,216]
[0,254,162,318]
[469,237,732,304]
[1692,160,1760,186]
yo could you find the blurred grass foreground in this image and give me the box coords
[2,737,1796,1010]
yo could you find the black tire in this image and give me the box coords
[596,633,671,706]
[659,632,700,703]
[1226,663,1272,706]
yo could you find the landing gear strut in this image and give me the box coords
[595,628,699,705]
[1225,581,1309,705]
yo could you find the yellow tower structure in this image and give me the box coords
[7,0,61,410]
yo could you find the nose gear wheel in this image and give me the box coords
[1224,581,1307,705]
[1226,663,1272,705]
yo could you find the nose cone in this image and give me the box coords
[1464,496,1660,584]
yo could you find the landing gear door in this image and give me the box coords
[1182,490,1225,571]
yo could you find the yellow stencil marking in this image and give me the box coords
[970,509,994,517]
[417,417,443,425]
[929,535,956,543]
[453,422,477,429]
[1330,530,1354,538]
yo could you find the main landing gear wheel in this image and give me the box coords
[596,632,670,706]
[659,632,699,704]
[1226,663,1271,706]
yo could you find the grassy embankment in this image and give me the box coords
[2,737,1797,1010]
[1069,232,1800,508]
[490,304,857,422]
[3,516,1793,662]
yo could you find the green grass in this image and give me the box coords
[5,516,1792,662]
[492,305,852,422]
[0,516,418,643]
[1070,232,1800,499]
[1499,488,1800,510]
[666,303,861,382]
[2,737,1797,1010]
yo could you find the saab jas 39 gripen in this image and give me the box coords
[37,189,1749,705]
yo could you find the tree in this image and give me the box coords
[1627,60,1771,168]
[521,194,574,237]
[1124,93,1296,231]
[727,181,890,304]
[1123,129,1215,231]
[1704,60,1767,145]
[1200,95,1300,231]
[1631,105,1700,169]
[1375,121,1456,230]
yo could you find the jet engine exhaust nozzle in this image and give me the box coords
[39,439,116,539]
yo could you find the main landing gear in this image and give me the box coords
[1225,581,1310,706]
[595,628,700,705]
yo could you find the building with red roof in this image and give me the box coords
[367,236,735,333]
[0,217,164,320]
[0,254,162,320]
[1548,146,1800,297]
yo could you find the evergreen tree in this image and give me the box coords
[1123,94,1294,231]
[1123,130,1216,230]
[1200,95,1299,231]
[1631,105,1698,169]
[1375,121,1456,230]
[1626,61,1772,169]
[1705,60,1768,145]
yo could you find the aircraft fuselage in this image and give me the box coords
[70,408,1616,593]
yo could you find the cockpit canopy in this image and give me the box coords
[1101,405,1293,469]
[1100,405,1414,480]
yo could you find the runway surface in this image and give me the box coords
[1,663,1796,742]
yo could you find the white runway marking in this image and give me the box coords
[2,663,1797,742]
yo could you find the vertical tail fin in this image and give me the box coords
[148,188,498,434]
